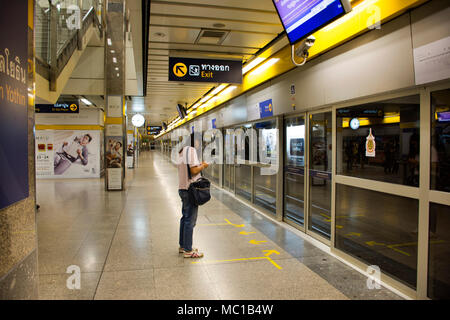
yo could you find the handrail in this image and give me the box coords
[36,3,104,85]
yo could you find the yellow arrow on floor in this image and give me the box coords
[366,241,385,247]
[263,250,280,256]
[240,231,257,235]
[346,232,361,237]
[249,240,267,245]
[224,218,245,228]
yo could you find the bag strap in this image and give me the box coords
[185,147,192,180]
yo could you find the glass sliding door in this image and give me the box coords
[253,119,277,214]
[284,115,306,226]
[308,111,332,240]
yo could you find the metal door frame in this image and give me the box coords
[282,108,333,245]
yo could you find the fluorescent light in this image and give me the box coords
[81,98,92,105]
[107,38,112,46]
[242,57,266,75]
[113,57,117,63]
[115,67,119,71]
[210,84,228,96]
[250,58,280,75]
[191,102,202,109]
[117,73,120,77]
[200,95,212,103]
[110,50,115,53]
[220,85,237,96]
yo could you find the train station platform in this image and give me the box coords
[36,151,403,300]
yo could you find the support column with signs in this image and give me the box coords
[104,0,127,191]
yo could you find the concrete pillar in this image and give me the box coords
[104,0,127,191]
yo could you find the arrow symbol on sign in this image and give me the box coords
[176,65,185,75]
[240,231,256,235]
[263,250,280,256]
[249,240,267,245]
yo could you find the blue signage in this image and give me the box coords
[0,0,29,209]
[259,99,274,119]
[212,118,217,129]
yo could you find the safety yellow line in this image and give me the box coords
[197,218,245,228]
[192,256,282,270]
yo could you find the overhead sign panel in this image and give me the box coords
[169,57,242,83]
[35,101,80,113]
[272,0,352,45]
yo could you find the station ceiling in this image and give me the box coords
[131,0,284,125]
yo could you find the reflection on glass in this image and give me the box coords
[335,184,418,289]
[253,120,277,214]
[308,112,332,239]
[254,166,276,214]
[230,164,235,192]
[212,163,220,184]
[236,164,251,201]
[224,164,231,190]
[428,202,450,300]
[336,95,420,187]
[431,89,450,193]
[284,116,306,226]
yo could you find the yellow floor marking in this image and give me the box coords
[364,240,446,257]
[192,256,283,270]
[198,219,245,228]
[366,241,386,247]
[319,213,343,228]
[240,231,257,235]
[224,218,245,228]
[266,257,283,270]
[346,232,361,237]
[249,240,268,245]
[263,250,280,256]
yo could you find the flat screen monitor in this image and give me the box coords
[272,0,352,45]
[437,111,450,122]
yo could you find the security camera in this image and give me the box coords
[295,36,316,59]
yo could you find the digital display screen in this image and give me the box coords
[290,138,305,157]
[273,0,347,44]
[437,111,450,122]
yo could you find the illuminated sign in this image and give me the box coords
[169,57,242,83]
[36,101,80,113]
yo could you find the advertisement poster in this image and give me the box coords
[126,133,134,168]
[0,0,29,209]
[106,137,123,169]
[35,130,101,179]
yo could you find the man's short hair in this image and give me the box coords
[84,134,93,142]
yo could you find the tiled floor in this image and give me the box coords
[36,151,402,300]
